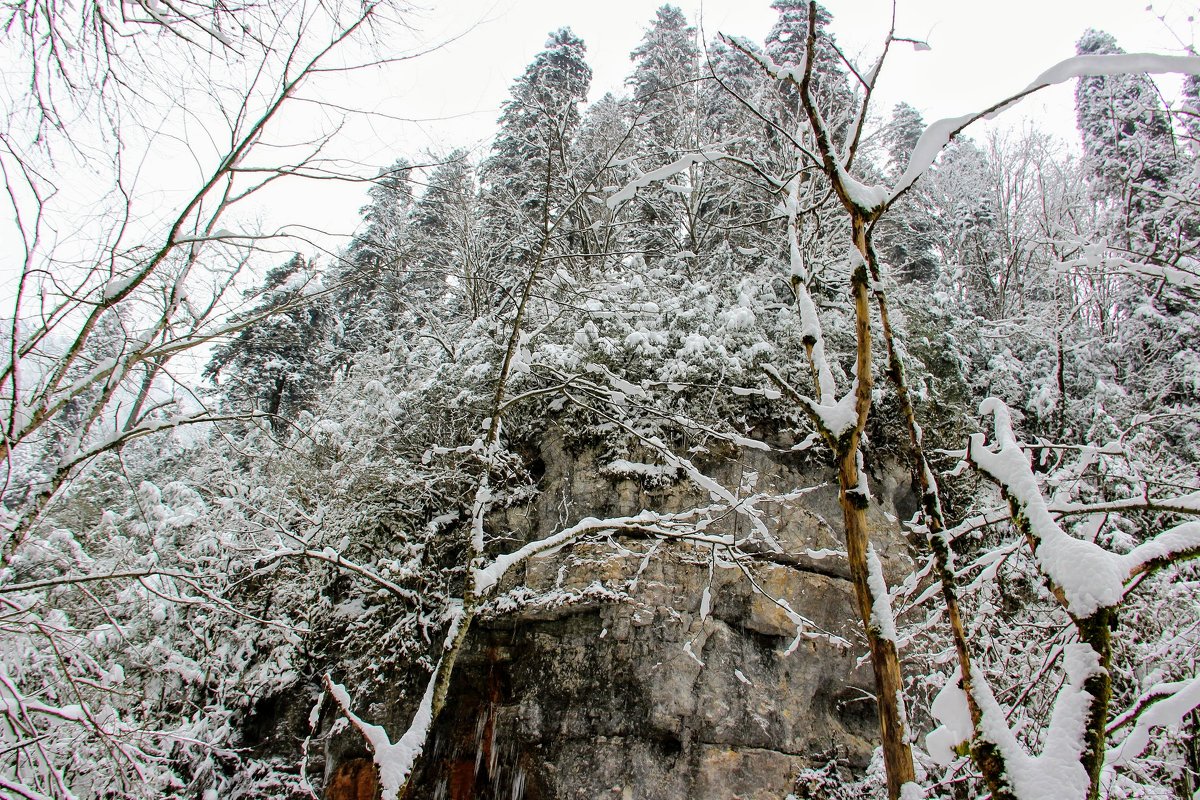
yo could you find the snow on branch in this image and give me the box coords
[257,548,421,603]
[1106,675,1200,768]
[926,668,971,766]
[606,151,730,209]
[472,509,714,597]
[1024,53,1200,94]
[764,364,860,444]
[890,53,1200,202]
[1122,520,1200,578]
[324,603,467,800]
[325,673,436,800]
[969,398,1200,616]
[966,645,1102,800]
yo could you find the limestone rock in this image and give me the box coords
[395,432,914,800]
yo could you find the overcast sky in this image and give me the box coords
[3,0,1194,289]
[248,0,1195,252]
[379,0,1194,151]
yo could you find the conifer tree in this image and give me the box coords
[628,5,699,153]
[410,151,480,315]
[1075,29,1178,218]
[764,0,855,140]
[1180,72,1200,150]
[479,28,593,288]
[878,103,937,281]
[883,102,924,176]
[481,27,591,214]
[699,36,779,256]
[572,93,633,261]
[624,6,703,263]
[332,158,417,354]
[206,254,330,429]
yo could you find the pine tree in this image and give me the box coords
[1075,29,1177,212]
[478,28,593,289]
[334,158,417,353]
[764,0,855,139]
[572,93,633,262]
[481,28,592,214]
[1073,30,1200,470]
[878,103,937,281]
[698,36,779,256]
[1180,72,1200,151]
[883,102,924,177]
[624,6,703,263]
[628,5,699,154]
[348,158,415,273]
[206,254,330,429]
[408,151,484,319]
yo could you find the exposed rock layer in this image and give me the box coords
[314,431,915,799]
[394,437,914,800]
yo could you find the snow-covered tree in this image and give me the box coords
[1075,29,1178,209]
[333,159,417,353]
[206,254,330,428]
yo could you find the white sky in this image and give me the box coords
[388,0,1193,149]
[251,0,1196,254]
[1,0,1195,285]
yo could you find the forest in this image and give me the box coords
[1,1,1199,798]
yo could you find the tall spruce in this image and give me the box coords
[410,151,481,316]
[625,6,703,263]
[206,254,330,429]
[1073,29,1200,467]
[878,102,938,281]
[1180,72,1200,150]
[479,28,592,288]
[1074,29,1177,217]
[764,0,855,141]
[700,36,780,256]
[335,158,416,353]
[481,27,591,213]
[628,5,699,153]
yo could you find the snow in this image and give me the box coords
[889,112,979,201]
[1121,521,1200,576]
[966,645,1101,800]
[806,387,860,439]
[473,511,667,597]
[1107,675,1200,768]
[724,432,771,452]
[971,398,1200,616]
[607,151,730,209]
[602,459,678,480]
[891,53,1200,202]
[835,164,890,212]
[721,306,757,331]
[782,174,837,402]
[865,545,898,642]
[1025,53,1200,94]
[101,275,138,303]
[327,673,438,800]
[926,669,972,766]
[0,697,87,722]
[776,597,851,652]
[804,548,843,560]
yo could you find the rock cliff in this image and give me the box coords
[325,433,915,800]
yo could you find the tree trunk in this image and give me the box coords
[841,218,917,800]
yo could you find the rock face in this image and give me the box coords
[395,435,915,800]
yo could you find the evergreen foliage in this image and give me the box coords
[206,254,330,427]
